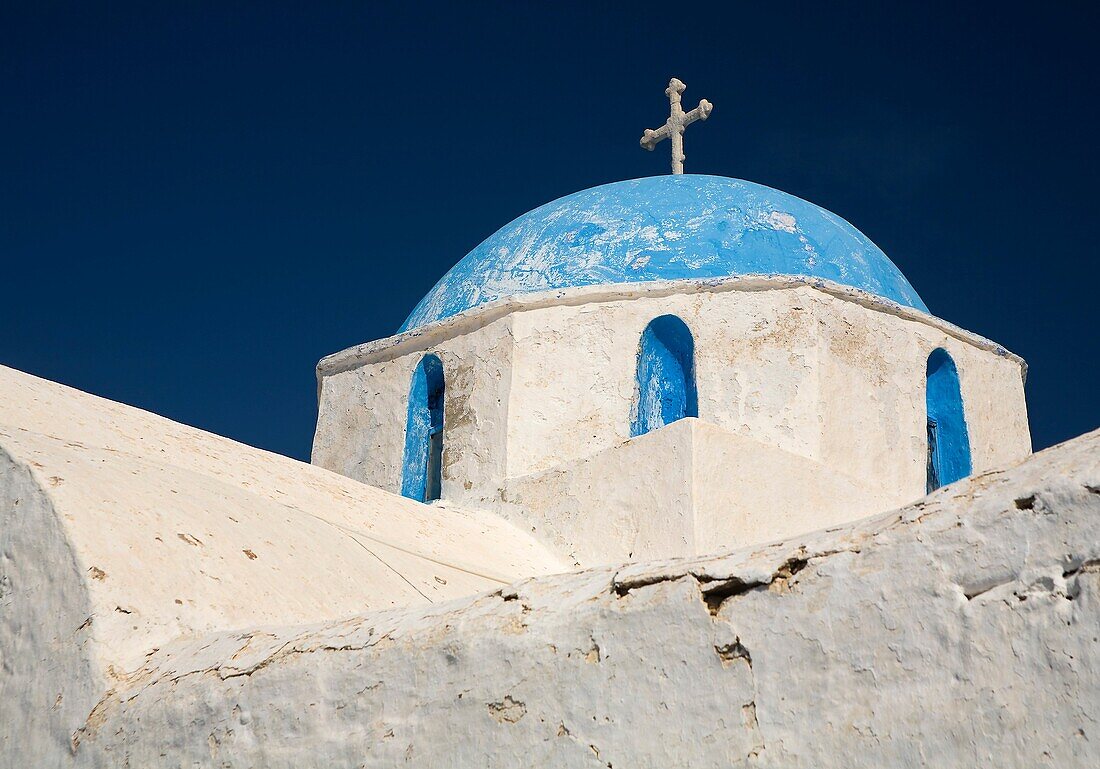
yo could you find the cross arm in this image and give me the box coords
[682,99,714,127]
[639,123,671,150]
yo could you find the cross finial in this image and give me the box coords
[639,78,713,174]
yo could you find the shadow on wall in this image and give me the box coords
[393,327,977,504]
[402,354,445,502]
[926,347,972,492]
[631,315,698,437]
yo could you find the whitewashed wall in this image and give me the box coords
[69,431,1100,768]
[505,288,823,477]
[313,314,516,499]
[313,280,1030,563]
[814,296,1031,494]
[496,418,891,567]
[0,366,566,763]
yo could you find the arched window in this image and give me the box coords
[925,348,971,492]
[401,354,445,502]
[631,315,698,437]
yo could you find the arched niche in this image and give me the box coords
[401,354,445,502]
[926,347,971,492]
[631,314,699,437]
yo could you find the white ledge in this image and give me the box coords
[316,276,1026,386]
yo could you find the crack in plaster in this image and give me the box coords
[69,470,1100,760]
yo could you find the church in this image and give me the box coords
[1,80,1095,767]
[313,171,1029,565]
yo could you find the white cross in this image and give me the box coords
[639,78,713,175]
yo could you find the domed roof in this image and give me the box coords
[400,175,927,331]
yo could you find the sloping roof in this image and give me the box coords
[0,365,567,674]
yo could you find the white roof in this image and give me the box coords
[0,365,566,673]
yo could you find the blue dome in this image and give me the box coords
[401,175,927,331]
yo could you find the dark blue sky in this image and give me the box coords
[2,2,1096,460]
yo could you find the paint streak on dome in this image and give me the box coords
[401,175,926,331]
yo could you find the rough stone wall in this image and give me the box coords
[70,430,1098,768]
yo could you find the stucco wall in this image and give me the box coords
[496,418,890,567]
[0,446,101,765]
[501,418,698,566]
[814,293,1031,496]
[313,280,1030,564]
[689,419,891,550]
[313,314,515,499]
[0,365,568,757]
[67,429,1099,768]
[505,287,824,478]
[504,286,1028,492]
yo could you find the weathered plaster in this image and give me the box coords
[314,282,1029,566]
[497,418,889,567]
[68,429,1100,767]
[504,287,826,476]
[399,175,928,331]
[0,446,100,764]
[316,275,1021,378]
[313,313,515,499]
[0,365,567,760]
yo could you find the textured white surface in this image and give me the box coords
[314,281,1030,565]
[498,418,890,566]
[0,365,566,763]
[70,429,1100,767]
[313,311,517,500]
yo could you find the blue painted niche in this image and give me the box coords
[401,354,445,502]
[631,315,698,437]
[926,348,971,492]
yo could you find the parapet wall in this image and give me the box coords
[0,365,566,763]
[71,429,1099,768]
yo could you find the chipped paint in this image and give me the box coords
[400,175,928,331]
[926,348,972,490]
[631,315,698,436]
